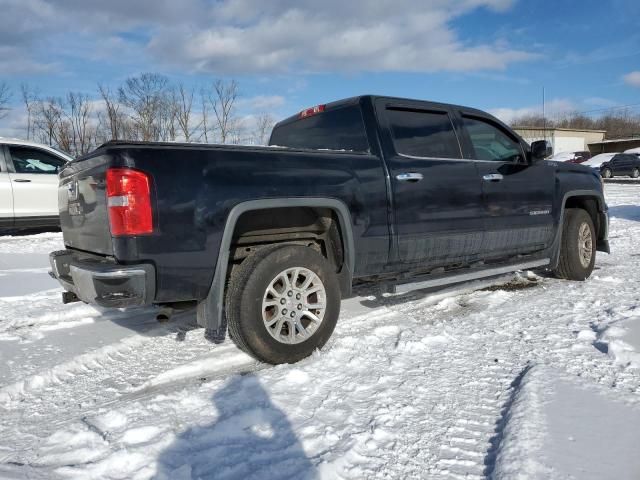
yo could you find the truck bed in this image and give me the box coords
[58,141,388,303]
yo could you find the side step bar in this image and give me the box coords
[392,259,550,295]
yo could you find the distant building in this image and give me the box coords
[587,137,640,154]
[514,127,606,154]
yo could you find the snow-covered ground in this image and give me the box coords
[1,184,639,480]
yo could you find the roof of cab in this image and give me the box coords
[272,94,502,130]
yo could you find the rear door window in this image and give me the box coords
[611,155,625,167]
[386,108,461,159]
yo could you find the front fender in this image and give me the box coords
[550,189,609,269]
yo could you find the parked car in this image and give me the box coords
[0,138,72,229]
[583,152,640,178]
[548,150,592,164]
[49,95,609,364]
[624,147,640,159]
[582,153,616,170]
[569,151,592,164]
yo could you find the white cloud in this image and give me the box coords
[583,97,620,108]
[0,0,536,76]
[149,1,536,74]
[490,99,577,123]
[0,46,58,75]
[623,71,640,88]
[0,107,29,139]
[237,95,286,111]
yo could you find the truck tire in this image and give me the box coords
[553,208,596,281]
[225,244,341,364]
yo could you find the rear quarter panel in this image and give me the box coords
[103,144,388,303]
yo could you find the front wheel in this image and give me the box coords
[553,208,596,281]
[631,168,639,179]
[601,168,612,179]
[225,244,341,364]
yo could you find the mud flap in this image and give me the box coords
[204,315,227,344]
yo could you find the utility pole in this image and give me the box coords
[542,86,546,142]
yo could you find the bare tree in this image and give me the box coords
[55,117,74,154]
[156,87,178,142]
[65,92,94,156]
[175,84,199,142]
[207,79,239,144]
[98,84,125,141]
[9,76,251,149]
[511,109,640,139]
[230,119,246,145]
[254,112,276,145]
[199,88,210,143]
[118,73,169,141]
[33,97,64,147]
[28,93,96,155]
[20,83,39,140]
[95,110,111,145]
[0,81,11,121]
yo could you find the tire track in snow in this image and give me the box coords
[312,283,531,479]
[3,244,640,478]
[0,316,259,461]
[0,283,516,472]
[371,271,640,479]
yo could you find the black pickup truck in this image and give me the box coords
[50,95,609,364]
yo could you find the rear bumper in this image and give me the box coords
[49,250,155,308]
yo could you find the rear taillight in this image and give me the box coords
[106,168,153,236]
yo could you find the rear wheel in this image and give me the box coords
[225,244,340,364]
[553,208,596,281]
[631,168,639,178]
[601,168,612,179]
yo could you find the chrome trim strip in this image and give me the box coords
[70,265,146,279]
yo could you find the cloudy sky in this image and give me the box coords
[1,0,640,132]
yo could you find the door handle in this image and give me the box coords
[13,179,31,183]
[482,174,503,182]
[396,172,424,182]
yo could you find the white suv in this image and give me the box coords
[0,138,72,229]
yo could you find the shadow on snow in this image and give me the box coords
[157,374,316,480]
[608,204,640,222]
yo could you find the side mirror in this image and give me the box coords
[530,140,552,163]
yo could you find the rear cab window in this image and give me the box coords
[269,104,369,152]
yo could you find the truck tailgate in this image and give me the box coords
[58,154,113,255]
